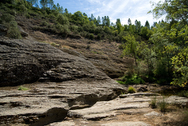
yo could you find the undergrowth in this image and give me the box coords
[117,74,145,85]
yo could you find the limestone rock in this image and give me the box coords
[144,111,162,118]
[0,38,108,86]
[165,96,188,108]
[68,97,150,119]
[101,121,151,126]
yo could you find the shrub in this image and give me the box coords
[80,31,87,37]
[1,13,15,23]
[25,13,30,18]
[57,14,69,25]
[121,74,145,85]
[61,25,70,37]
[48,13,56,23]
[89,33,94,40]
[51,42,59,47]
[178,90,188,98]
[96,34,101,40]
[128,86,136,93]
[70,25,78,32]
[40,21,48,26]
[7,21,22,39]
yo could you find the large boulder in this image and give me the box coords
[0,38,108,86]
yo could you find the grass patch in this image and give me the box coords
[127,86,136,93]
[150,96,157,109]
[158,97,168,113]
[18,86,29,91]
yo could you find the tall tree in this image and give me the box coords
[145,20,150,29]
[135,20,141,33]
[40,0,48,9]
[96,16,101,25]
[128,18,132,25]
[27,0,38,6]
[48,0,54,9]
[89,14,94,21]
[116,18,123,33]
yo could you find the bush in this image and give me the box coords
[40,21,48,26]
[57,14,69,25]
[7,21,22,39]
[96,34,101,40]
[120,74,145,85]
[89,33,94,40]
[70,25,78,32]
[128,86,136,93]
[178,90,188,98]
[1,13,15,23]
[25,13,30,18]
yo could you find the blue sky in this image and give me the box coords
[53,0,164,26]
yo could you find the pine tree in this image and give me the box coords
[96,16,101,25]
[145,20,150,29]
[128,18,132,25]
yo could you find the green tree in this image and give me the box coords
[128,18,132,25]
[116,18,123,33]
[135,20,141,33]
[40,0,48,9]
[122,34,139,67]
[145,20,150,29]
[96,16,101,25]
[27,0,38,6]
[140,27,152,40]
[149,0,188,25]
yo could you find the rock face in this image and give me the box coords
[0,38,108,86]
[0,38,125,125]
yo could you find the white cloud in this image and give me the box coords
[84,0,164,26]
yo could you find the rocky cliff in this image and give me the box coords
[0,38,110,86]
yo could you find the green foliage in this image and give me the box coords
[57,14,69,25]
[178,90,188,98]
[41,21,48,26]
[89,33,94,40]
[7,21,22,39]
[149,0,188,25]
[119,74,145,85]
[1,13,15,23]
[127,86,136,93]
[18,86,29,91]
[140,27,152,40]
[171,47,188,87]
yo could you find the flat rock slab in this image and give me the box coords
[144,111,162,117]
[68,97,151,118]
[48,120,76,126]
[83,111,116,120]
[101,121,151,126]
[119,93,161,98]
[0,80,124,125]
